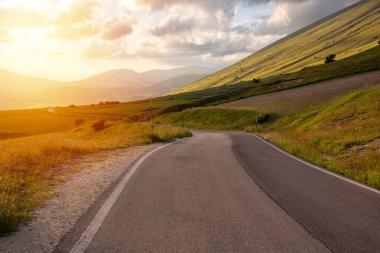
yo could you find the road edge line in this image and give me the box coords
[69,139,184,253]
[249,133,380,194]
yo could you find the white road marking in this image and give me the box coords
[69,140,183,253]
[250,133,380,195]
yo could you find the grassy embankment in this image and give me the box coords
[161,87,380,189]
[254,88,380,188]
[0,119,190,234]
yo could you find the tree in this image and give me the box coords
[324,54,336,64]
[252,78,261,84]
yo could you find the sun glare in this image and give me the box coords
[10,28,51,53]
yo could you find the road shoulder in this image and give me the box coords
[0,144,160,253]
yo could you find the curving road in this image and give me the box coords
[55,131,380,253]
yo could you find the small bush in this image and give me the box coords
[98,101,120,105]
[75,119,85,126]
[92,120,105,131]
[324,54,336,64]
[69,104,76,108]
[252,78,261,84]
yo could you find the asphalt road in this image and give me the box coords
[56,131,380,253]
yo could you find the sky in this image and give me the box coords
[0,0,360,81]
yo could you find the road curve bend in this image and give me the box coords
[55,131,380,253]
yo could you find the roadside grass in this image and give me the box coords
[249,87,380,189]
[0,121,191,235]
[158,108,269,130]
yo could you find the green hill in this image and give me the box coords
[171,0,380,94]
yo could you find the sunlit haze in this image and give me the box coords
[0,0,358,81]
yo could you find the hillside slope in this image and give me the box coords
[171,0,380,94]
[219,70,380,115]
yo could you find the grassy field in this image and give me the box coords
[0,109,83,139]
[172,0,380,94]
[0,121,190,234]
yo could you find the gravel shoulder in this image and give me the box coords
[0,144,160,253]
[218,71,380,115]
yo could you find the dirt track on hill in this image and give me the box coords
[218,71,380,114]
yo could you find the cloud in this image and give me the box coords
[4,0,355,67]
[50,1,134,41]
[152,16,196,36]
[257,0,360,35]
[80,39,129,58]
[101,16,134,40]
[54,0,100,25]
[85,0,359,64]
[0,29,11,42]
[134,0,231,11]
[0,7,46,27]
[48,22,98,40]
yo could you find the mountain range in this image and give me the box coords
[0,66,214,110]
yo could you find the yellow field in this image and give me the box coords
[0,109,82,139]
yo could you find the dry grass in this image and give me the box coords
[0,121,191,234]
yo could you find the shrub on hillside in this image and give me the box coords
[98,101,120,105]
[75,119,85,126]
[252,78,261,84]
[324,54,336,64]
[92,120,105,131]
